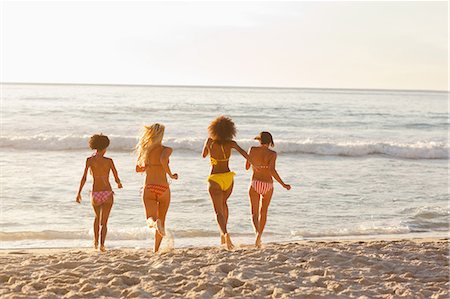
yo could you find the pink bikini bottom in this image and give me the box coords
[91,191,114,206]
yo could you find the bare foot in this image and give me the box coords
[100,245,106,252]
[146,217,156,228]
[224,233,234,250]
[220,234,226,245]
[255,234,262,248]
[155,219,165,237]
[94,242,99,250]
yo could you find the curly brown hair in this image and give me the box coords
[208,116,236,143]
[89,134,110,150]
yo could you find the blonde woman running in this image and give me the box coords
[136,123,178,252]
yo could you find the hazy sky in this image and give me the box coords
[1,1,448,90]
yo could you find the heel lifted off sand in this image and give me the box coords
[146,217,156,228]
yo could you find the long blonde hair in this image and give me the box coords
[136,123,165,166]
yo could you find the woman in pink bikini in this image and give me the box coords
[76,134,123,252]
[246,131,291,248]
[136,123,178,253]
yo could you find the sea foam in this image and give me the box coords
[1,135,448,159]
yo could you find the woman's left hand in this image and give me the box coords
[136,165,146,173]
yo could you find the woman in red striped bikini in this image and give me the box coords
[246,131,291,248]
[76,134,123,252]
[136,123,178,252]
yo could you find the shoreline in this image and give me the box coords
[1,232,448,252]
[1,238,448,298]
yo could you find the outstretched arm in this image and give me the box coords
[231,141,255,165]
[161,147,178,180]
[110,160,123,188]
[202,138,212,158]
[76,158,90,203]
[269,153,291,190]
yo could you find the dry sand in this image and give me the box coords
[0,238,448,298]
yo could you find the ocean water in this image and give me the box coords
[0,83,448,249]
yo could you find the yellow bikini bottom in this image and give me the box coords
[207,172,235,191]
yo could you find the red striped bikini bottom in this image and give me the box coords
[251,180,274,195]
[145,184,169,197]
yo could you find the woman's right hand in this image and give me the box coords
[171,173,179,180]
[283,184,291,190]
[76,193,82,203]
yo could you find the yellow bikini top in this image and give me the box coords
[210,143,230,166]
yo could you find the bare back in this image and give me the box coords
[145,145,170,186]
[209,141,232,174]
[248,146,276,182]
[89,156,112,192]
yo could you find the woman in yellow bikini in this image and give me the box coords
[202,116,253,250]
[246,131,291,248]
[136,123,178,252]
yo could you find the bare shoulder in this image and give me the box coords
[268,149,277,157]
[162,146,173,156]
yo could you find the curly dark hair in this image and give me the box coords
[89,134,110,150]
[208,116,236,143]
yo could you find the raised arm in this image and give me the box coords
[110,159,123,188]
[76,158,90,203]
[269,153,291,190]
[161,147,178,180]
[202,138,212,158]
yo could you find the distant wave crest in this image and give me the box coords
[0,135,448,159]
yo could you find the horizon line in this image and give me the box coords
[1,81,448,93]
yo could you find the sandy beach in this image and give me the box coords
[0,238,448,298]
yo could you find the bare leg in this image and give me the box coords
[92,203,101,249]
[208,181,227,236]
[222,183,234,250]
[257,189,273,246]
[99,197,113,251]
[143,189,158,227]
[154,190,171,253]
[223,182,233,224]
[248,186,261,247]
